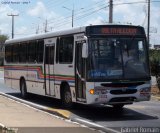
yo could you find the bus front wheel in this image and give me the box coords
[20,79,28,99]
[62,85,73,108]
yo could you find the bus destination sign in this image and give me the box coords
[101,28,137,35]
[87,26,144,36]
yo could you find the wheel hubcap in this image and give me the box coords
[65,92,71,103]
[21,83,25,96]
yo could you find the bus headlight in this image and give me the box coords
[139,87,150,95]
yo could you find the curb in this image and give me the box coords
[152,95,160,100]
[0,123,5,130]
[0,92,119,133]
[0,92,70,119]
[0,123,17,133]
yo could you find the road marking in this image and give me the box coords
[126,105,145,109]
[75,118,104,128]
[74,118,120,133]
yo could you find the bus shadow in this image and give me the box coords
[69,104,158,122]
[6,92,158,122]
[6,92,62,107]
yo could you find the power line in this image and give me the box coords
[34,2,108,31]
[47,1,107,24]
[51,6,108,29]
[47,3,108,25]
[113,0,160,6]
[29,0,108,30]
[26,0,160,34]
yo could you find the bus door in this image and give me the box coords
[44,38,56,96]
[75,41,86,102]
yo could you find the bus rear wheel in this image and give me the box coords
[20,79,28,99]
[62,85,73,108]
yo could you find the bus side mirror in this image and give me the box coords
[82,43,88,58]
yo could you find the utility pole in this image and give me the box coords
[109,0,113,23]
[63,6,74,27]
[36,24,39,34]
[147,0,150,47]
[44,19,48,33]
[7,14,19,39]
[72,9,74,27]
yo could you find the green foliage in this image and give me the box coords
[149,49,160,76]
[0,34,9,42]
[0,34,9,66]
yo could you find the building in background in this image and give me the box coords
[154,45,160,49]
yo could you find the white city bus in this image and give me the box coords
[4,25,151,108]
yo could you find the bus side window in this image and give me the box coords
[5,45,12,63]
[37,40,44,63]
[28,41,36,63]
[56,38,59,63]
[19,42,27,63]
[59,36,74,64]
[12,43,19,63]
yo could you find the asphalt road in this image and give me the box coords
[0,71,160,133]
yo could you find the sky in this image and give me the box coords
[0,0,160,47]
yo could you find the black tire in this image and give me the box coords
[62,85,73,108]
[20,79,28,99]
[113,104,124,109]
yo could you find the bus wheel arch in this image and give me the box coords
[20,77,28,99]
[60,81,73,108]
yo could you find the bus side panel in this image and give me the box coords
[11,65,26,90]
[4,67,12,88]
[26,81,45,96]
[54,35,77,102]
[26,64,45,96]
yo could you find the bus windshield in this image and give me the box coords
[87,37,150,80]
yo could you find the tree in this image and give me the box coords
[149,49,160,76]
[0,34,9,66]
[149,49,160,90]
[0,34,9,51]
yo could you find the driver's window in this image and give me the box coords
[138,41,145,62]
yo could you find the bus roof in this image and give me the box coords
[5,24,144,44]
[5,26,86,44]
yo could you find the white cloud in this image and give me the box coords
[27,1,46,17]
[0,4,19,36]
[85,16,105,26]
[16,26,28,35]
[0,0,159,45]
[27,1,58,20]
[113,0,146,25]
[109,0,160,45]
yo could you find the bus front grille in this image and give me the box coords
[109,97,136,103]
[110,89,137,95]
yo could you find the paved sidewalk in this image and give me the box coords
[0,95,98,133]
